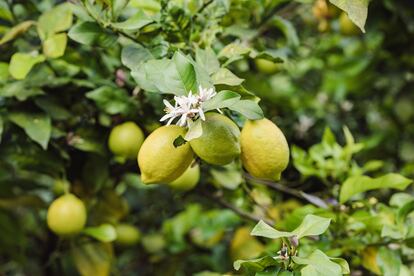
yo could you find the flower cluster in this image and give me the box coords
[160,86,217,127]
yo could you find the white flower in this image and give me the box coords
[160,86,217,127]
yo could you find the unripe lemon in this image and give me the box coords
[255,59,282,74]
[115,224,141,246]
[47,194,87,236]
[339,12,360,36]
[168,163,200,191]
[190,113,240,165]
[138,125,193,184]
[108,122,145,160]
[241,118,289,181]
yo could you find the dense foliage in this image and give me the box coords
[1,0,414,275]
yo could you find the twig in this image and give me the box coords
[207,191,275,225]
[243,173,329,209]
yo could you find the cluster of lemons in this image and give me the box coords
[46,111,289,240]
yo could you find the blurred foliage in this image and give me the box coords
[0,0,414,275]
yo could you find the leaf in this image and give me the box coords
[34,97,71,120]
[68,21,117,47]
[0,62,8,81]
[43,33,67,58]
[272,16,299,47]
[329,0,369,32]
[202,90,240,111]
[293,250,343,276]
[83,224,117,242]
[121,44,154,70]
[173,52,197,94]
[9,112,51,149]
[0,82,44,101]
[233,256,279,272]
[71,241,113,276]
[377,246,401,276]
[86,86,135,115]
[228,100,264,120]
[37,3,73,40]
[339,174,413,203]
[330,257,350,274]
[0,20,35,45]
[9,53,46,80]
[212,68,244,86]
[70,127,107,155]
[251,220,293,239]
[196,47,220,75]
[184,119,203,141]
[396,200,414,225]
[292,214,331,238]
[111,10,153,30]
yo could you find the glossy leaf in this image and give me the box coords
[9,112,51,149]
[329,0,368,32]
[339,174,413,203]
[202,90,240,111]
[228,100,264,120]
[37,3,73,40]
[43,33,67,58]
[83,224,117,242]
[9,53,45,80]
[0,20,35,45]
[293,250,343,276]
[68,22,117,47]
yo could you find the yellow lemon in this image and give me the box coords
[108,122,145,160]
[138,125,193,184]
[190,113,240,165]
[241,118,289,181]
[339,12,360,36]
[168,163,200,191]
[115,224,141,246]
[230,227,264,261]
[47,194,87,236]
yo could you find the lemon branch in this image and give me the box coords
[243,173,329,209]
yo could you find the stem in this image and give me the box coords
[206,191,274,225]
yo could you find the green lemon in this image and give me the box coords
[115,224,141,246]
[168,163,200,191]
[255,59,283,74]
[190,113,240,165]
[108,122,145,160]
[138,125,193,184]
[47,193,87,236]
[339,12,360,35]
[241,118,289,181]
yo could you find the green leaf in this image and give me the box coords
[9,53,46,80]
[111,10,154,30]
[251,220,292,239]
[196,47,220,75]
[70,127,107,155]
[0,62,8,81]
[292,214,331,239]
[86,86,135,115]
[0,82,44,101]
[339,174,413,203]
[71,241,113,276]
[202,90,240,111]
[293,250,343,276]
[83,224,117,242]
[272,16,299,47]
[0,20,35,45]
[43,33,67,58]
[228,100,264,120]
[121,44,154,70]
[329,0,369,32]
[34,97,71,120]
[184,119,203,141]
[396,200,414,225]
[173,52,197,94]
[9,112,51,149]
[233,256,279,272]
[212,68,244,86]
[377,247,401,276]
[68,21,117,47]
[0,0,13,21]
[37,3,73,40]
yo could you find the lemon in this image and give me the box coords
[108,122,145,160]
[138,125,193,184]
[241,118,289,181]
[115,224,141,246]
[339,12,360,35]
[255,58,282,74]
[47,193,87,236]
[168,163,200,191]
[230,227,264,261]
[190,113,240,165]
